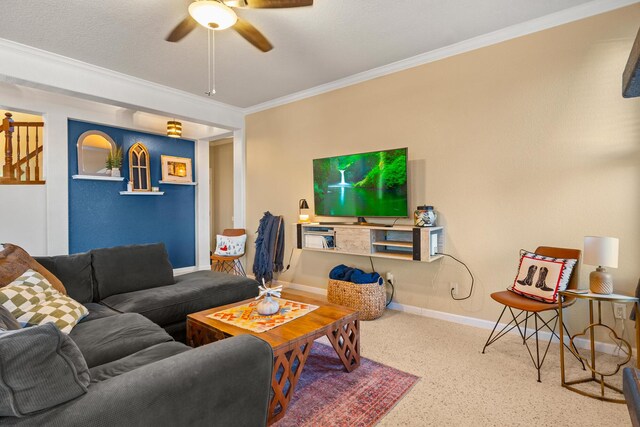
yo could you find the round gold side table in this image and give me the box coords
[558,290,639,404]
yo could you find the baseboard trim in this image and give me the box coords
[281,280,634,357]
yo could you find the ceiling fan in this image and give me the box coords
[166,0,313,52]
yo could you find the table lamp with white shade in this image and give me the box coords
[583,236,619,294]
[298,199,310,223]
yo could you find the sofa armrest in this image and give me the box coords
[625,367,640,427]
[3,335,273,427]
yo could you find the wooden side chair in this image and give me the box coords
[211,229,247,276]
[482,246,585,382]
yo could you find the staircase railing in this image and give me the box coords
[1,112,45,184]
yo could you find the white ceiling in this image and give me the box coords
[0,0,597,108]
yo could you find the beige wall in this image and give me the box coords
[210,139,234,245]
[245,6,640,335]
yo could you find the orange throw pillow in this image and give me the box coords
[0,244,67,295]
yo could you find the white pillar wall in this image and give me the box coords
[196,137,212,270]
[232,128,246,229]
[43,112,69,255]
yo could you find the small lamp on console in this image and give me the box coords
[584,236,619,294]
[298,199,310,223]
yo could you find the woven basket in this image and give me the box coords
[327,278,386,320]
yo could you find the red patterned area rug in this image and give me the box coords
[273,343,420,427]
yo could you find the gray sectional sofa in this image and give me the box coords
[1,243,273,426]
[624,367,640,426]
[35,242,259,342]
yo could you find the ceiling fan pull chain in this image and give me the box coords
[206,28,216,96]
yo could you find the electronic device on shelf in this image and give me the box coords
[312,148,408,220]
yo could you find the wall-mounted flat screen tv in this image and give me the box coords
[313,148,408,218]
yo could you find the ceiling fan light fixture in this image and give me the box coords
[189,1,238,30]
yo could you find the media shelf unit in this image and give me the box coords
[296,224,444,262]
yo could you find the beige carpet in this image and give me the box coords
[350,309,632,426]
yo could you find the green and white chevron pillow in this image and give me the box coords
[0,269,88,333]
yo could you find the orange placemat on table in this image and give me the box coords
[206,298,319,333]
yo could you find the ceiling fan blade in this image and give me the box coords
[233,0,313,8]
[232,17,273,52]
[166,16,198,42]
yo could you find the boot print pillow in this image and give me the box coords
[510,250,578,303]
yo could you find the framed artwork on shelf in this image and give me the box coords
[129,142,151,191]
[161,155,193,184]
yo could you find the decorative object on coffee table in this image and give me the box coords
[205,297,318,333]
[584,236,619,294]
[187,292,360,424]
[256,279,282,315]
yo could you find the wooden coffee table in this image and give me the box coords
[187,292,360,424]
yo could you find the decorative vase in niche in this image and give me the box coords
[111,168,121,177]
[256,295,280,316]
[414,205,437,227]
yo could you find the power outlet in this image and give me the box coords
[614,303,627,320]
[451,282,459,297]
[386,272,394,284]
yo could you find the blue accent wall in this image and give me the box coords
[68,120,196,268]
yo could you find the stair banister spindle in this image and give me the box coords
[16,126,21,180]
[3,113,13,180]
[34,126,40,182]
[25,125,31,182]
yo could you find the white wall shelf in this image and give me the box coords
[119,191,164,196]
[296,224,444,262]
[158,181,197,186]
[72,175,124,182]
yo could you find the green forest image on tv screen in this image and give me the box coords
[313,148,408,217]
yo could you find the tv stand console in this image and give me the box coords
[296,223,444,262]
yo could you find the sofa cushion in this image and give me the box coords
[90,342,190,383]
[91,243,175,300]
[81,302,120,323]
[69,313,172,368]
[624,367,640,427]
[0,243,66,294]
[0,269,88,333]
[34,252,94,304]
[0,323,90,417]
[0,305,20,331]
[101,270,259,326]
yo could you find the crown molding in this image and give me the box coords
[0,38,244,129]
[244,0,639,114]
